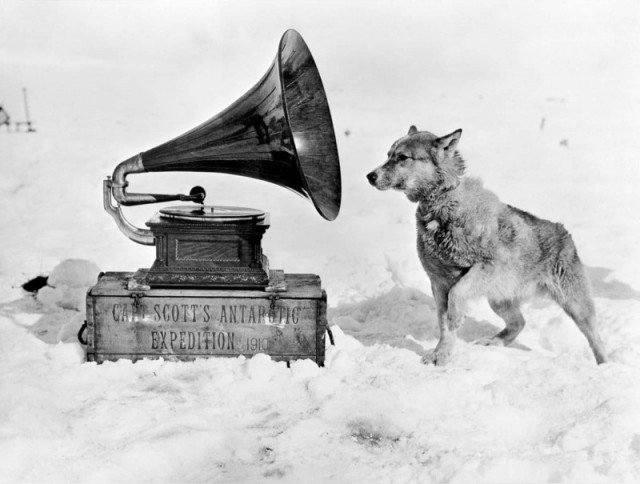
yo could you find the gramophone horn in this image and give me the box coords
[105,29,341,245]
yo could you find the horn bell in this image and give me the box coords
[138,29,341,221]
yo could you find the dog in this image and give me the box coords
[366,126,607,366]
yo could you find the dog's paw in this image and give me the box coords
[421,349,451,366]
[421,350,437,365]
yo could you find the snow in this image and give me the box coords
[2,320,640,483]
[2,0,640,482]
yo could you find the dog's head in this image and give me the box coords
[366,126,465,202]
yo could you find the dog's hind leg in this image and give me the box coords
[422,282,457,366]
[557,287,607,364]
[549,260,607,364]
[478,299,526,346]
[559,294,607,364]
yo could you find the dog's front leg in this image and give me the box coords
[422,282,456,366]
[446,264,486,329]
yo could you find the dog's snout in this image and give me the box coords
[366,171,378,185]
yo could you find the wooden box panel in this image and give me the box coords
[86,272,327,365]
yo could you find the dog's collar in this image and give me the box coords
[417,185,455,205]
[417,184,459,223]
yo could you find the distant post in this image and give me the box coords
[15,87,36,133]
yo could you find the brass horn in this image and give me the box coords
[104,29,341,245]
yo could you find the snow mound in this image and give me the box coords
[48,259,101,288]
[37,259,100,311]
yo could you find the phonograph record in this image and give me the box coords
[84,30,341,365]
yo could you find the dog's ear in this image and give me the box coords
[435,129,462,153]
[408,125,418,136]
[431,129,462,166]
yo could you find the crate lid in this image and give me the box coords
[88,272,324,299]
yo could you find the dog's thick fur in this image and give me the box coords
[367,126,607,366]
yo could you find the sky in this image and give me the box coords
[2,0,638,130]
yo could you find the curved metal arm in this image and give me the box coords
[103,178,155,246]
[111,154,206,206]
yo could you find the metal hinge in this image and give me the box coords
[268,295,280,319]
[268,294,280,308]
[130,292,144,310]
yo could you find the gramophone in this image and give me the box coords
[85,30,340,365]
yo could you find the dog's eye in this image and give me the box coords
[397,154,409,161]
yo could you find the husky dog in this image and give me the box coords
[366,126,607,366]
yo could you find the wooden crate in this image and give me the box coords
[86,272,328,365]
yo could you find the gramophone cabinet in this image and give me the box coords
[86,272,328,365]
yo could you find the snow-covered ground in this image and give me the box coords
[2,1,640,482]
